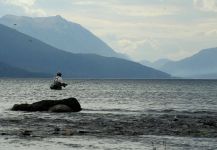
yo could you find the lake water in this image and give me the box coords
[0,79,217,149]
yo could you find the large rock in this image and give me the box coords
[50,83,68,90]
[48,104,72,112]
[11,97,82,112]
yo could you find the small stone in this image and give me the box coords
[62,129,74,136]
[53,126,61,134]
[79,130,89,134]
[54,126,60,132]
[182,125,188,128]
[173,116,178,121]
[21,130,32,136]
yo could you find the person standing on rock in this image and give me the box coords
[55,72,64,84]
[50,72,67,90]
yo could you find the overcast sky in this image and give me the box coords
[0,0,217,61]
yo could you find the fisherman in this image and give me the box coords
[50,72,67,90]
[54,72,63,84]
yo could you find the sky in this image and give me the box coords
[0,0,217,61]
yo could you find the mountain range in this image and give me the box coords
[0,62,50,78]
[1,15,216,79]
[0,23,170,79]
[0,15,126,59]
[159,47,217,78]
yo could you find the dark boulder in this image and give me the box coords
[50,83,68,90]
[48,104,72,112]
[11,97,81,112]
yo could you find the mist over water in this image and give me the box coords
[0,79,217,149]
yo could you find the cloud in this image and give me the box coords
[112,5,180,17]
[4,0,36,6]
[71,0,180,17]
[196,30,217,37]
[72,1,111,6]
[0,0,46,16]
[206,30,217,36]
[114,38,165,61]
[193,0,217,12]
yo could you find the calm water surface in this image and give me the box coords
[0,79,217,149]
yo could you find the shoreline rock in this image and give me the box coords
[11,97,82,112]
[48,104,72,112]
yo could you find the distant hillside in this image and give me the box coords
[0,62,50,78]
[160,47,217,78]
[140,58,173,69]
[0,14,127,59]
[139,59,152,68]
[152,59,173,69]
[0,24,170,79]
[188,73,217,79]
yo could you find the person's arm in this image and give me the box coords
[58,77,63,83]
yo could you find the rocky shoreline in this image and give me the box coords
[0,109,217,138]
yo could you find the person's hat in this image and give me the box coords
[57,72,62,76]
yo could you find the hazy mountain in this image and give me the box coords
[0,14,126,59]
[139,59,152,67]
[152,59,173,69]
[160,47,217,78]
[140,58,172,69]
[0,62,50,78]
[188,73,217,79]
[0,24,170,78]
